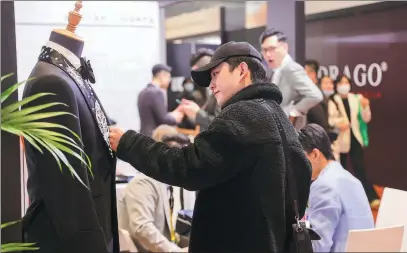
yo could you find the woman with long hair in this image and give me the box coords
[329,74,379,208]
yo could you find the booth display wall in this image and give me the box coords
[15,1,161,199]
[224,26,266,51]
[306,3,407,191]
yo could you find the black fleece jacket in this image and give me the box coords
[117,83,312,252]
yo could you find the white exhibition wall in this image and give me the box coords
[15,1,161,213]
[15,1,160,131]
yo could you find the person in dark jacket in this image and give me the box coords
[138,64,184,136]
[109,41,312,252]
[181,48,221,132]
[178,78,198,103]
[177,77,202,130]
[304,60,329,130]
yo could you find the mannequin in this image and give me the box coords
[21,2,119,253]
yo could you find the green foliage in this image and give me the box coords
[1,220,39,252]
[1,73,94,251]
[1,73,93,185]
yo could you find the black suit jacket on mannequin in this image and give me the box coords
[21,44,119,253]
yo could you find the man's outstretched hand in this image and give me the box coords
[109,126,125,152]
[180,99,200,121]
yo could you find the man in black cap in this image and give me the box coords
[137,64,184,137]
[109,42,311,252]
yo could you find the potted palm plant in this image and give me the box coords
[1,73,92,252]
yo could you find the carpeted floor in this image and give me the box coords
[372,185,384,222]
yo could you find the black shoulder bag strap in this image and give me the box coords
[180,188,184,210]
[261,101,314,253]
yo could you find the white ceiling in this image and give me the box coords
[165,1,383,19]
[305,1,383,15]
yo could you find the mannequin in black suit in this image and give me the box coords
[21,2,119,253]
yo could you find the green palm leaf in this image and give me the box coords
[45,140,88,186]
[1,74,92,188]
[0,125,44,153]
[34,132,92,176]
[1,92,56,115]
[1,72,98,252]
[27,133,64,173]
[27,128,80,148]
[22,125,90,187]
[1,243,39,252]
[13,122,82,142]
[1,72,14,82]
[2,112,91,176]
[4,111,75,125]
[1,220,39,252]
[2,102,66,121]
[1,74,35,103]
[1,220,21,229]
[2,120,92,176]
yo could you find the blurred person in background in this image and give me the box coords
[320,75,335,99]
[330,75,379,208]
[161,133,196,248]
[151,124,178,142]
[260,28,323,130]
[178,78,197,103]
[138,64,184,137]
[319,75,341,160]
[178,77,207,107]
[177,78,202,130]
[117,125,193,252]
[298,124,374,252]
[180,48,221,132]
[304,59,319,85]
[304,59,329,130]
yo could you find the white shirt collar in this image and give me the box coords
[45,40,81,69]
[271,54,291,72]
[271,54,292,85]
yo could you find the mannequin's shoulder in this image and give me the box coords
[25,61,75,94]
[30,61,69,79]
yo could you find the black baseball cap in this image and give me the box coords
[191,41,263,87]
[152,64,172,76]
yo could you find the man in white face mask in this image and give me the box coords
[183,81,194,93]
[178,78,199,103]
[329,75,379,209]
[180,48,221,132]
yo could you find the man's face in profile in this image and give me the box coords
[158,71,171,89]
[209,62,246,107]
[261,35,288,69]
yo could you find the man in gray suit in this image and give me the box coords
[260,28,323,129]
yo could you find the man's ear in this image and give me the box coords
[311,148,320,160]
[240,62,249,77]
[283,42,289,52]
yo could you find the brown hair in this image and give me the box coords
[152,125,178,142]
